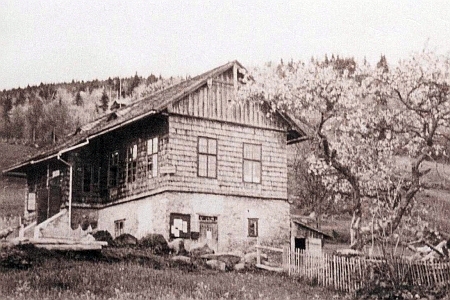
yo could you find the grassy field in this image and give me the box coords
[0,249,348,300]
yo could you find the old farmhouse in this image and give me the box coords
[3,61,305,252]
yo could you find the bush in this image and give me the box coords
[0,243,58,269]
[92,230,114,246]
[113,233,138,247]
[139,234,170,255]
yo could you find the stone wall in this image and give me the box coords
[95,191,290,252]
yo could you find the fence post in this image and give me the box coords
[256,237,261,266]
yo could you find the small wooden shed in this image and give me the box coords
[291,217,333,253]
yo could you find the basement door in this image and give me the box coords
[36,176,61,224]
[199,216,218,253]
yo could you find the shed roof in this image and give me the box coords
[292,218,333,239]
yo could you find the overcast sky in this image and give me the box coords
[1,1,449,90]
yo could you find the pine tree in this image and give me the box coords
[75,91,83,106]
[100,90,109,112]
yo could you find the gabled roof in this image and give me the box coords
[3,60,306,175]
[2,61,244,174]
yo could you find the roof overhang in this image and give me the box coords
[3,109,158,176]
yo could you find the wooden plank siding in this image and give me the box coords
[170,69,284,130]
[69,115,171,206]
[168,115,288,199]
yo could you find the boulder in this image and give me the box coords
[243,252,267,265]
[114,233,138,247]
[168,238,186,255]
[206,259,226,271]
[139,234,170,254]
[203,254,241,270]
[234,262,245,271]
[189,242,214,257]
[171,255,191,263]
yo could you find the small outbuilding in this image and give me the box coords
[291,216,333,253]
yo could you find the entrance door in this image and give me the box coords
[48,176,61,219]
[36,176,62,224]
[199,216,218,253]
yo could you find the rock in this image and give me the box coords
[217,254,241,270]
[200,253,241,270]
[206,259,226,271]
[229,250,244,258]
[234,262,245,271]
[139,234,170,254]
[189,243,214,257]
[171,255,191,263]
[114,233,138,247]
[168,238,186,255]
[243,252,268,265]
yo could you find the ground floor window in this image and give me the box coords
[114,219,125,237]
[248,218,258,237]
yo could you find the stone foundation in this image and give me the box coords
[82,192,290,252]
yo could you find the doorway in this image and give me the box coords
[36,176,61,224]
[199,215,218,253]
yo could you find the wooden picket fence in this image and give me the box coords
[282,248,450,293]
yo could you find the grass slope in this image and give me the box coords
[0,142,36,217]
[0,250,346,300]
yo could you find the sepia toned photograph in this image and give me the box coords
[1,1,450,299]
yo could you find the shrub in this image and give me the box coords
[138,233,170,255]
[0,243,58,269]
[113,233,138,247]
[92,230,114,246]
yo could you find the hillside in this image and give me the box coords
[0,141,37,217]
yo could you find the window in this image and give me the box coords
[114,219,125,237]
[27,192,36,212]
[169,213,191,239]
[248,218,258,237]
[243,143,261,183]
[147,137,158,178]
[198,137,217,178]
[127,143,138,183]
[82,165,100,193]
[108,151,119,187]
[83,165,92,192]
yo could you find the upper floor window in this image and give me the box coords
[147,137,158,178]
[243,143,261,183]
[127,143,138,183]
[198,137,217,178]
[108,150,119,187]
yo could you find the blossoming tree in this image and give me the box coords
[239,52,450,250]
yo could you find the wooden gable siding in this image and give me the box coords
[168,114,288,199]
[170,68,285,130]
